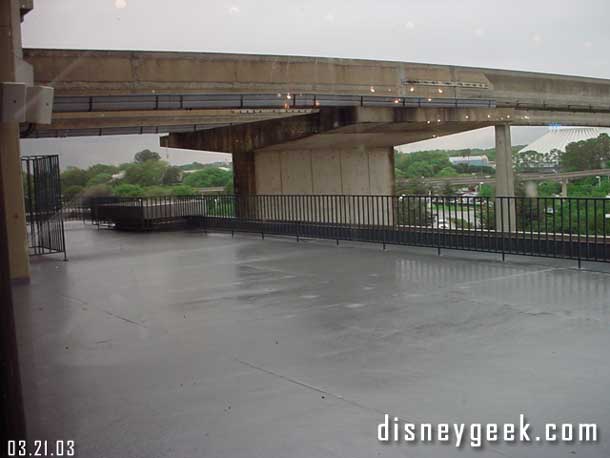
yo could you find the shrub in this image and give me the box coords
[86,173,113,187]
[63,185,84,202]
[143,186,172,197]
[183,167,232,188]
[113,183,144,197]
[81,184,113,205]
[171,185,195,196]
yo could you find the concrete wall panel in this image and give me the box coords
[310,149,343,222]
[311,150,342,195]
[340,147,370,195]
[368,148,394,196]
[252,146,394,224]
[280,150,313,194]
[255,151,282,194]
[255,147,393,197]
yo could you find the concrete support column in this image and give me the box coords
[1,0,30,281]
[495,124,516,232]
[0,126,29,281]
[232,151,256,217]
[0,0,27,444]
[561,179,569,197]
[232,151,256,195]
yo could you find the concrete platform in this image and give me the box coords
[13,222,610,457]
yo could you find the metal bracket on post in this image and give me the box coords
[1,83,54,124]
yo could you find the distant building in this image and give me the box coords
[518,127,610,168]
[449,155,490,167]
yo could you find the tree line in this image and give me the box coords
[59,150,233,202]
[59,133,610,202]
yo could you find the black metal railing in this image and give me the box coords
[53,93,497,113]
[62,200,92,222]
[21,155,67,259]
[88,194,610,265]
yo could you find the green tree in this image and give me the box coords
[171,185,195,196]
[478,184,495,199]
[87,173,113,187]
[441,182,455,195]
[134,149,161,163]
[437,166,458,177]
[395,150,452,178]
[123,160,168,187]
[406,162,434,178]
[538,181,561,197]
[179,161,207,171]
[162,166,182,185]
[87,164,119,179]
[516,150,544,171]
[224,180,234,194]
[560,134,610,172]
[396,197,432,226]
[143,186,172,197]
[394,165,408,179]
[400,177,430,195]
[61,167,89,189]
[113,184,144,197]
[183,167,233,188]
[516,150,559,171]
[62,185,84,201]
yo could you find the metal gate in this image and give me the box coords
[21,155,67,259]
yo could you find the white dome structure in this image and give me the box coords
[519,127,610,156]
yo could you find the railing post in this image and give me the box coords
[500,197,506,262]
[575,198,580,267]
[261,197,265,239]
[296,195,300,242]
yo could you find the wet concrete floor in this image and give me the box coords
[13,223,610,457]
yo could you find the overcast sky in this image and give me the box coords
[20,0,610,166]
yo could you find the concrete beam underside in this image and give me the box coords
[30,109,317,134]
[40,104,610,140]
[160,108,498,154]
